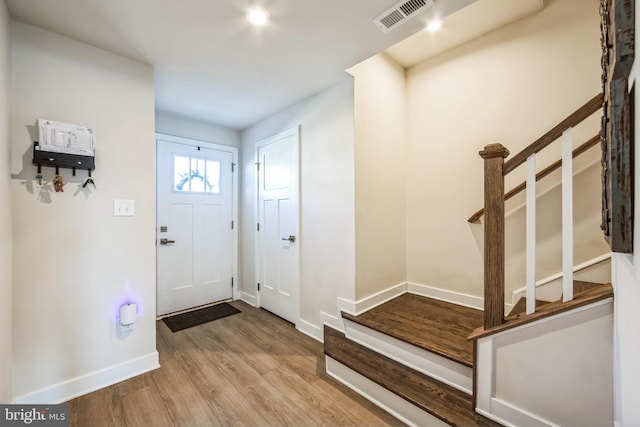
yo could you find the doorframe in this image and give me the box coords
[253,126,301,325]
[155,133,239,302]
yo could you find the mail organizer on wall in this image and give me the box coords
[32,141,95,176]
[33,119,96,177]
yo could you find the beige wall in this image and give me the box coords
[0,0,12,403]
[240,77,356,328]
[11,22,157,400]
[350,53,407,300]
[405,0,603,296]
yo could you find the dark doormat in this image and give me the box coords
[162,302,240,332]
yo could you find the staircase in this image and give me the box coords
[324,294,502,427]
[324,280,613,426]
[323,95,616,425]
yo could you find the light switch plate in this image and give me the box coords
[113,199,135,216]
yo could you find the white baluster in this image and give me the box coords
[526,154,536,315]
[562,128,574,302]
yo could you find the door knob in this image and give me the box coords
[160,238,176,245]
[281,235,296,243]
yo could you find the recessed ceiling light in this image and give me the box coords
[426,20,443,32]
[246,6,270,26]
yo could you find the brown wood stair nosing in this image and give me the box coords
[341,294,481,368]
[469,283,613,341]
[324,326,503,427]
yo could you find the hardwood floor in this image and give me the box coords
[66,301,405,427]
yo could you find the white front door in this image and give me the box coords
[256,127,300,324]
[157,136,236,316]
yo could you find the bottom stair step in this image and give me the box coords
[324,326,502,427]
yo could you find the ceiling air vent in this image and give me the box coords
[373,0,435,33]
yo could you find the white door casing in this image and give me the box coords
[256,126,300,325]
[156,135,238,316]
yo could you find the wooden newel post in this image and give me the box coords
[479,143,510,330]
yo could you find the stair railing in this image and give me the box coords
[477,93,604,330]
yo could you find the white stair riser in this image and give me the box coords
[344,319,473,394]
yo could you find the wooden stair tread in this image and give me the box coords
[324,326,502,427]
[507,298,549,317]
[573,280,602,294]
[341,294,483,367]
[470,283,613,340]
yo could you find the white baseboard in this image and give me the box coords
[297,318,323,343]
[338,282,407,316]
[488,398,557,427]
[407,282,484,310]
[239,291,257,307]
[14,351,160,404]
[325,356,449,427]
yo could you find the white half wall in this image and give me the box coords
[10,22,158,402]
[240,76,356,329]
[491,301,613,427]
[155,110,240,148]
[0,0,12,404]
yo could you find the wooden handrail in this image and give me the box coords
[468,134,601,223]
[475,94,603,331]
[502,93,603,175]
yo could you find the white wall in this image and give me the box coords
[405,0,603,297]
[155,110,240,148]
[240,77,356,329]
[0,0,12,404]
[612,2,640,425]
[10,22,157,402]
[349,53,407,300]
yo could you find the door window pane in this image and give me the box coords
[206,160,221,193]
[174,155,191,191]
[173,154,221,194]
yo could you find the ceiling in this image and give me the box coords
[6,0,543,130]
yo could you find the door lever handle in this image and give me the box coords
[160,238,176,245]
[281,235,296,243]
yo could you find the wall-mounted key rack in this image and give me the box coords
[32,141,95,177]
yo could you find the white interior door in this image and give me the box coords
[157,137,235,316]
[256,127,300,324]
